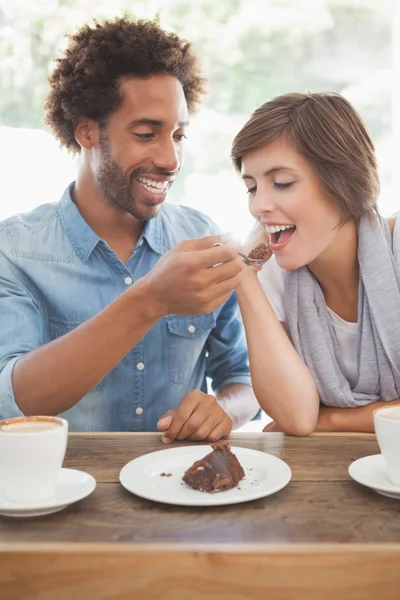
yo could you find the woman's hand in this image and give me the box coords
[263,420,282,432]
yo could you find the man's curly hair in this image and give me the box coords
[45,16,206,154]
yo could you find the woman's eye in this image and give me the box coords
[246,186,256,195]
[274,182,293,189]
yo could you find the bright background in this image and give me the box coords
[0,0,398,240]
[0,0,398,430]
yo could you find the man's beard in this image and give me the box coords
[95,129,146,218]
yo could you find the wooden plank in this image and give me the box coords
[310,432,375,437]
[62,433,380,483]
[1,434,398,599]
[1,479,400,545]
[1,543,400,600]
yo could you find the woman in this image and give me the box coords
[232,92,400,435]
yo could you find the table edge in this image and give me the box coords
[1,542,399,554]
[67,431,376,437]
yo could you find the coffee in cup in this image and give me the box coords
[0,416,68,504]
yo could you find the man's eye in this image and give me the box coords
[246,186,256,195]
[134,133,154,140]
[174,134,187,142]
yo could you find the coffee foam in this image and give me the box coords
[0,419,61,433]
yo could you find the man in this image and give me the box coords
[0,17,259,439]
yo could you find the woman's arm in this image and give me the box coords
[265,400,400,433]
[237,268,320,436]
[314,400,400,433]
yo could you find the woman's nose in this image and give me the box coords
[250,191,276,217]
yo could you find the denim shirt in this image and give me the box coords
[0,184,251,431]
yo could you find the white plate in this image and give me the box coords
[348,454,400,499]
[0,468,96,517]
[119,445,291,506]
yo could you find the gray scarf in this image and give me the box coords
[283,214,400,407]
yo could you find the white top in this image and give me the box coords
[258,218,400,387]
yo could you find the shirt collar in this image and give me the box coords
[140,211,165,255]
[58,182,165,263]
[58,183,101,264]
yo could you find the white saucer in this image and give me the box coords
[348,454,400,499]
[0,468,96,517]
[120,445,291,506]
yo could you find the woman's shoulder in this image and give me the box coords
[388,213,400,267]
[388,213,397,236]
[257,255,286,321]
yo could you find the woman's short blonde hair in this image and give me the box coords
[231,92,380,220]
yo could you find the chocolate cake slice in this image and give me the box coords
[183,441,245,493]
[248,242,271,261]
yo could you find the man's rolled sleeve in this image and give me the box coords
[206,292,252,394]
[0,249,47,419]
[0,356,24,419]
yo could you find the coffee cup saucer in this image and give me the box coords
[0,468,96,518]
[348,454,400,499]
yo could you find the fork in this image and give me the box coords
[213,243,268,267]
[238,252,269,267]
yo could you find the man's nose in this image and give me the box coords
[154,139,181,173]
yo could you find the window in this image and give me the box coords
[0,0,396,236]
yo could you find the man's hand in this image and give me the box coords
[157,390,233,443]
[144,234,245,317]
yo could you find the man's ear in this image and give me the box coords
[74,118,99,150]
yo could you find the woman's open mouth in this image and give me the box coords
[265,224,296,250]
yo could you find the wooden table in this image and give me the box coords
[1,432,400,599]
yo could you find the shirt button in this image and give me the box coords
[124,276,133,285]
[188,324,196,334]
[136,362,145,371]
[139,239,144,246]
[136,407,144,415]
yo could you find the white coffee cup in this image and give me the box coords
[374,406,400,487]
[0,415,68,504]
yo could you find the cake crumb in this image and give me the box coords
[160,472,172,477]
[248,242,270,261]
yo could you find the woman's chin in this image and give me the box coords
[275,254,307,271]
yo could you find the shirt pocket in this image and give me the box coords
[166,313,216,384]
[48,318,105,392]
